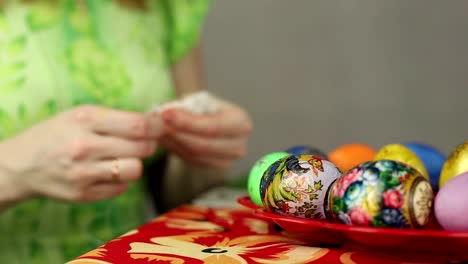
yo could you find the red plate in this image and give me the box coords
[237,196,468,259]
[237,196,262,210]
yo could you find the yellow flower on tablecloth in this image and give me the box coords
[153,205,210,222]
[215,208,236,225]
[165,218,225,232]
[243,218,270,234]
[128,232,328,264]
[66,259,113,264]
[65,247,111,264]
[108,229,139,243]
[119,229,138,238]
[66,258,111,264]
[156,211,207,222]
[73,247,107,259]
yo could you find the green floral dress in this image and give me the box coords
[0,0,209,262]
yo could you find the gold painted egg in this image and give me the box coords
[439,141,468,188]
[374,144,429,181]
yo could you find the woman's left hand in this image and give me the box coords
[157,99,253,169]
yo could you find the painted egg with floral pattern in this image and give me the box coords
[327,160,434,229]
[260,155,342,220]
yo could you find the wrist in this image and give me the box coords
[0,140,34,207]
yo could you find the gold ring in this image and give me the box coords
[111,158,120,183]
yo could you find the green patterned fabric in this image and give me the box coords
[0,0,209,262]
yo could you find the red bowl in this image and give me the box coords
[237,196,468,258]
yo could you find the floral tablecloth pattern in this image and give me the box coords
[68,205,463,264]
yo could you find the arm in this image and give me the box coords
[0,106,164,214]
[171,42,206,97]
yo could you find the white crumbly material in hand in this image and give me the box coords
[150,91,221,114]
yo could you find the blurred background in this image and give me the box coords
[201,0,468,176]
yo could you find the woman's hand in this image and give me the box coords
[158,99,253,169]
[0,105,164,203]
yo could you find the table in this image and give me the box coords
[68,204,465,264]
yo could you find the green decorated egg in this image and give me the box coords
[247,152,290,206]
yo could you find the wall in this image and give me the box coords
[202,0,468,176]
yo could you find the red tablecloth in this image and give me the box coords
[68,205,464,264]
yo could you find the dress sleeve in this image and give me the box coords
[159,0,211,64]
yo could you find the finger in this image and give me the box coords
[76,158,143,183]
[160,136,234,169]
[79,183,129,202]
[146,112,176,138]
[161,132,247,160]
[78,134,157,160]
[160,107,252,138]
[71,105,164,139]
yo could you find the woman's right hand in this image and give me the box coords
[0,105,164,203]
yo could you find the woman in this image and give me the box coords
[0,0,252,262]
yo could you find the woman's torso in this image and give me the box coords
[0,0,208,262]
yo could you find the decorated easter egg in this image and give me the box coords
[403,142,446,191]
[248,152,290,206]
[434,172,468,231]
[328,143,376,173]
[285,145,328,159]
[327,160,434,229]
[374,144,429,181]
[439,141,468,188]
[260,155,342,220]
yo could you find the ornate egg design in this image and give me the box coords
[327,160,434,229]
[260,155,342,220]
[247,152,290,206]
[285,145,328,159]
